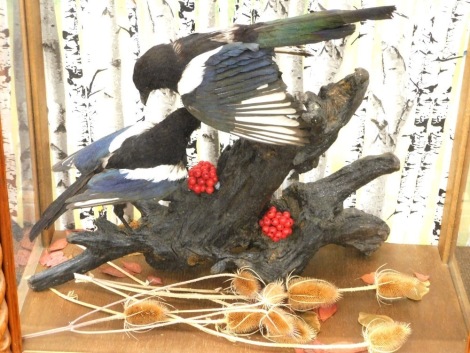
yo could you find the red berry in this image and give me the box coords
[276,212,282,218]
[188,177,197,185]
[206,179,215,187]
[263,217,271,226]
[271,218,279,226]
[283,211,291,218]
[276,224,284,231]
[267,212,276,219]
[286,219,294,227]
[262,226,270,234]
[197,178,206,186]
[279,216,287,225]
[206,186,214,194]
[193,185,201,194]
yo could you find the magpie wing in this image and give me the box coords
[53,121,155,173]
[65,164,187,208]
[179,42,309,146]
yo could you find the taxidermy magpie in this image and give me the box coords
[29,108,200,241]
[133,6,395,146]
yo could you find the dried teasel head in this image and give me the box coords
[286,276,341,311]
[359,312,411,353]
[258,280,287,307]
[231,268,263,299]
[224,310,264,334]
[124,299,169,326]
[364,320,411,352]
[375,269,430,301]
[261,307,316,344]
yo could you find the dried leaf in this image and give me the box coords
[48,238,69,252]
[360,272,375,285]
[20,236,34,250]
[121,261,142,274]
[15,249,31,266]
[147,275,163,285]
[317,304,337,321]
[100,265,127,278]
[39,251,68,267]
[299,311,321,333]
[358,312,394,328]
[414,272,430,282]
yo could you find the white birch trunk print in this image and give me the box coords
[140,0,179,122]
[302,0,351,184]
[391,0,466,243]
[40,0,73,230]
[280,0,304,189]
[81,0,123,139]
[196,0,220,164]
[62,0,97,230]
[0,0,17,221]
[9,0,34,228]
[424,0,470,243]
[177,1,199,168]
[120,0,144,126]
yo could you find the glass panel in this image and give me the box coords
[0,1,35,287]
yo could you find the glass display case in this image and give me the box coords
[1,1,470,352]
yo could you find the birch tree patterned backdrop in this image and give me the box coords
[1,0,469,264]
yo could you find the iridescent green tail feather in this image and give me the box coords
[254,6,396,48]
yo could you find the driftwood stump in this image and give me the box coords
[29,68,400,291]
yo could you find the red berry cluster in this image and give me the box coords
[188,161,218,194]
[259,206,294,242]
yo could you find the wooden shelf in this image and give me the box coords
[20,242,467,353]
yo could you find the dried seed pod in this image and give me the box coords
[364,320,411,353]
[225,311,263,334]
[231,268,262,299]
[124,299,169,326]
[261,308,316,343]
[261,307,296,338]
[287,277,341,311]
[259,281,287,307]
[376,270,430,301]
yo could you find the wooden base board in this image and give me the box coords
[20,242,467,353]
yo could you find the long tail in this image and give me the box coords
[252,6,396,48]
[29,173,93,241]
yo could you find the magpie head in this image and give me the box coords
[133,44,183,105]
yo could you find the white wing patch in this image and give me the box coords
[123,163,187,182]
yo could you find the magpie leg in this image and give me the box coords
[113,204,133,233]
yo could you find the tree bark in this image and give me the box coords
[29,68,400,291]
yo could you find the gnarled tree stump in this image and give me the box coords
[29,68,400,291]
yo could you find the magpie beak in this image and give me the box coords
[29,108,200,241]
[133,6,395,146]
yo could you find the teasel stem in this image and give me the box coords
[338,284,378,293]
[89,278,246,301]
[22,313,126,339]
[49,288,121,316]
[186,321,370,350]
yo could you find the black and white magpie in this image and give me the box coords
[133,6,395,146]
[29,108,200,241]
